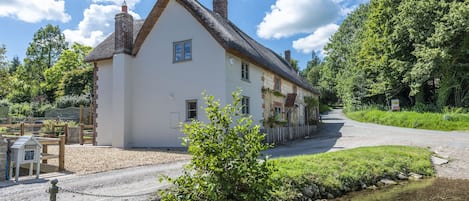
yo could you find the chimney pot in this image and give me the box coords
[285,50,291,63]
[213,0,228,19]
[122,1,128,13]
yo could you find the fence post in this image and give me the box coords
[20,123,25,136]
[42,144,48,164]
[49,179,59,201]
[79,124,84,145]
[64,124,68,145]
[59,136,65,171]
[79,105,83,124]
[52,124,55,137]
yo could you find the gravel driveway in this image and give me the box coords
[2,109,468,200]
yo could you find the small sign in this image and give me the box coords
[24,150,35,161]
[391,99,400,111]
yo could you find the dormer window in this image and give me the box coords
[173,40,192,63]
[241,62,249,81]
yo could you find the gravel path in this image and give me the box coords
[45,145,191,175]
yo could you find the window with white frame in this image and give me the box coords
[186,100,197,120]
[173,40,192,62]
[241,62,249,81]
[241,96,250,114]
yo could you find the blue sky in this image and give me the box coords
[0,0,367,70]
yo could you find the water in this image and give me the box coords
[334,178,469,201]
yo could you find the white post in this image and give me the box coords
[36,160,40,179]
[15,161,19,182]
[29,163,33,176]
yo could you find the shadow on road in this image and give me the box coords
[264,120,344,158]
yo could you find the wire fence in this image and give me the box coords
[46,179,163,201]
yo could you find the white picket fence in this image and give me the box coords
[262,125,317,145]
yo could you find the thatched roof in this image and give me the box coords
[85,20,145,62]
[85,0,319,94]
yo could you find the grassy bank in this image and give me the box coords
[346,109,469,131]
[271,146,434,200]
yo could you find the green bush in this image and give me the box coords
[412,103,438,113]
[55,95,90,108]
[160,91,275,201]
[9,103,32,117]
[40,120,78,135]
[0,99,10,107]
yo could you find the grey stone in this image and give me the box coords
[367,185,378,190]
[379,179,398,186]
[409,172,423,180]
[398,173,409,180]
[432,156,449,165]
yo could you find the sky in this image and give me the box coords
[0,0,368,70]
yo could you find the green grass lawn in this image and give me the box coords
[346,109,469,131]
[271,146,434,200]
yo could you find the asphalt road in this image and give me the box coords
[1,109,468,200]
[265,109,469,179]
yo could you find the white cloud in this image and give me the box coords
[257,0,340,39]
[63,3,141,47]
[292,24,339,54]
[0,0,71,23]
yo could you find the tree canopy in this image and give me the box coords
[316,0,468,109]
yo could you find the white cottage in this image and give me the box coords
[85,0,320,148]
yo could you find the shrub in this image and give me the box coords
[0,99,10,107]
[412,103,438,113]
[160,91,275,201]
[40,120,78,135]
[9,103,32,117]
[55,95,91,108]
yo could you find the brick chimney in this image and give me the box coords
[284,50,291,63]
[115,1,133,54]
[213,0,228,19]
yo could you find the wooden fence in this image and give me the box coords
[0,122,95,145]
[262,125,317,145]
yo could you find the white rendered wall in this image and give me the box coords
[95,60,113,146]
[112,54,133,148]
[225,54,263,125]
[128,0,226,147]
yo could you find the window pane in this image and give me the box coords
[175,43,182,61]
[184,41,191,60]
[187,101,197,120]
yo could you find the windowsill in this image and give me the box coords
[241,78,251,83]
[173,59,192,63]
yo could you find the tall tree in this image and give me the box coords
[0,45,7,69]
[0,45,11,98]
[9,56,20,74]
[322,3,369,108]
[44,43,93,101]
[23,24,67,82]
[14,24,67,102]
[301,51,321,78]
[290,59,299,72]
